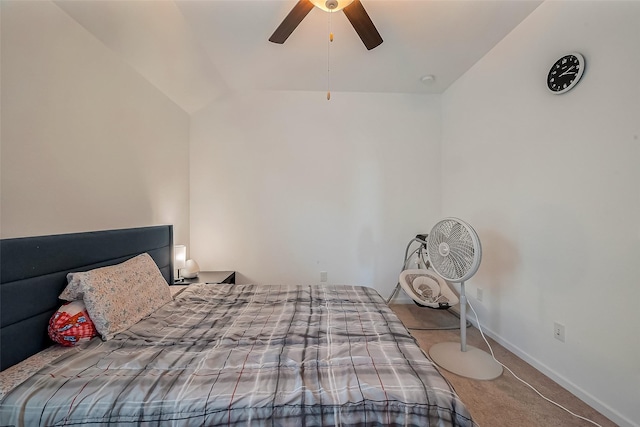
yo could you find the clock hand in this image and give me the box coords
[559,66,576,77]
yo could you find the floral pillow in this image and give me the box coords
[48,301,97,346]
[60,253,171,340]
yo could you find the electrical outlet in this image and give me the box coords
[320,271,327,282]
[554,322,565,342]
[476,287,484,302]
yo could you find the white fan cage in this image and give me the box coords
[426,217,482,283]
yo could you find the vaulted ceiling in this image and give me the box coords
[55,0,542,114]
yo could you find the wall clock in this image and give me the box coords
[547,52,585,94]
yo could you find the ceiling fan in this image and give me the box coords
[269,0,383,51]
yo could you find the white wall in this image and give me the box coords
[0,0,191,245]
[4,0,636,423]
[441,1,640,426]
[190,90,441,298]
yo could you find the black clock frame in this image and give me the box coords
[547,52,585,94]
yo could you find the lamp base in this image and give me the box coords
[429,342,503,380]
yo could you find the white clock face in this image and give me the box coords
[547,53,585,94]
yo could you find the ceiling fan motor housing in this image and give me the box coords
[326,0,339,10]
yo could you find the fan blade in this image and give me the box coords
[269,0,315,44]
[343,0,383,50]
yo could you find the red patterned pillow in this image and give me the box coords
[48,301,97,346]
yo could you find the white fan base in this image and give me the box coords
[429,342,503,380]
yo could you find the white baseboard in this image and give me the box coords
[386,286,414,304]
[464,313,636,427]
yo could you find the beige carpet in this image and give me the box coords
[390,304,617,427]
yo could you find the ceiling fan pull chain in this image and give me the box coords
[327,10,332,100]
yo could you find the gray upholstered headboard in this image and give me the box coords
[0,225,173,371]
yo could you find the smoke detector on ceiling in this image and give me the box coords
[420,75,435,84]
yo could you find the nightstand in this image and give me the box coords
[173,271,235,285]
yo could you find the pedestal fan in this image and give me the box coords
[427,217,503,380]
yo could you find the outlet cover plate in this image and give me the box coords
[554,322,565,342]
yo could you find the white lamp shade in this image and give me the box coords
[174,245,186,270]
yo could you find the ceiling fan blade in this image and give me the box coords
[343,0,383,50]
[269,0,315,44]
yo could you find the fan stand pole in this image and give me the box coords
[460,282,467,352]
[428,281,503,380]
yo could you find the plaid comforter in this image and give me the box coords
[0,284,476,426]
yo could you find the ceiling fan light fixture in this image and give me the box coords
[269,0,382,50]
[310,0,355,13]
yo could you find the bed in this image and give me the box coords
[0,226,476,426]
